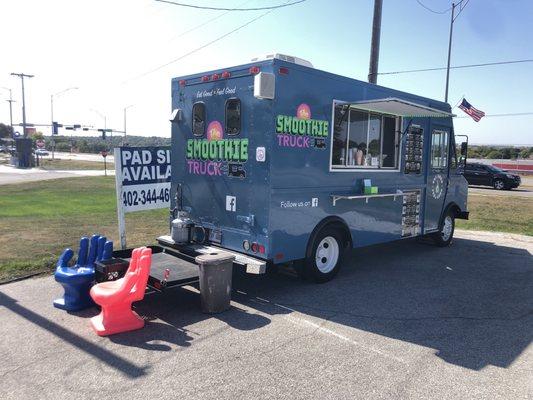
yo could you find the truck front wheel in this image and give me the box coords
[302,227,345,283]
[432,210,455,247]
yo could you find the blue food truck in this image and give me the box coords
[161,53,469,283]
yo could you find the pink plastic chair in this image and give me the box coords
[90,247,152,336]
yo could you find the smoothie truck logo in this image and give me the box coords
[186,120,248,178]
[275,103,328,149]
[207,121,223,141]
[296,103,311,120]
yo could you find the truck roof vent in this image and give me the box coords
[251,53,313,68]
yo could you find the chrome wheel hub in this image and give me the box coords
[315,236,340,273]
[441,216,453,242]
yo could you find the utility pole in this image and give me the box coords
[368,0,383,84]
[10,73,34,137]
[51,87,78,159]
[123,105,133,146]
[1,87,15,130]
[444,3,456,103]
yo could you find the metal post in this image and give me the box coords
[7,98,14,129]
[21,77,27,137]
[123,105,133,146]
[123,108,126,146]
[51,95,55,160]
[444,3,456,103]
[113,147,127,249]
[368,0,383,84]
[2,87,14,129]
[51,87,78,159]
[10,73,34,137]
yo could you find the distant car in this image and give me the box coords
[460,162,521,190]
[35,148,49,156]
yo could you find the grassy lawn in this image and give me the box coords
[456,193,533,236]
[38,158,114,170]
[0,176,531,282]
[0,176,167,282]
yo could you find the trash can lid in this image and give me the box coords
[195,252,235,266]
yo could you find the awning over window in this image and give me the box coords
[346,97,455,118]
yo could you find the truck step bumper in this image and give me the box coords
[157,235,267,274]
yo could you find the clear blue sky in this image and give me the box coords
[1,0,531,145]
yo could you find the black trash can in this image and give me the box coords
[195,252,235,314]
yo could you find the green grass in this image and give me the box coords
[0,176,167,282]
[0,176,531,282]
[456,194,533,236]
[38,158,114,171]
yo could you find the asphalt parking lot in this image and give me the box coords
[1,230,532,400]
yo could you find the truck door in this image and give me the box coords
[424,127,450,231]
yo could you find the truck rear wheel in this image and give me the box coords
[302,226,345,283]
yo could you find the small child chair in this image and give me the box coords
[54,235,112,311]
[90,247,152,336]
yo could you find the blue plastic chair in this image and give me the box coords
[54,234,113,311]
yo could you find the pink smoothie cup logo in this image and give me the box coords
[206,121,223,141]
[296,103,311,120]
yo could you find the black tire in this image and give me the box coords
[493,179,506,190]
[432,209,455,247]
[300,226,346,283]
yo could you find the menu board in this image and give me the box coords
[404,126,424,174]
[401,190,421,237]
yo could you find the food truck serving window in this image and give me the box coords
[225,98,241,135]
[192,102,206,136]
[331,103,400,169]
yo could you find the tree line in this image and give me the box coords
[467,145,532,160]
[1,122,531,159]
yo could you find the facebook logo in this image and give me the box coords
[311,198,318,207]
[226,196,236,212]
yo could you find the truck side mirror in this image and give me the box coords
[460,141,468,157]
[460,141,468,167]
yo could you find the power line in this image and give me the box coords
[124,4,284,83]
[415,0,452,14]
[452,0,470,22]
[167,0,254,43]
[379,59,533,75]
[154,0,306,11]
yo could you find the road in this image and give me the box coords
[1,230,531,400]
[0,165,113,185]
[468,186,533,198]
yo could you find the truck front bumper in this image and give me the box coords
[456,211,469,220]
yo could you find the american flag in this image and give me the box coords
[458,98,485,122]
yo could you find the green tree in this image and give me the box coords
[0,123,13,138]
[486,149,502,159]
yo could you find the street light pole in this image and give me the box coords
[1,87,14,130]
[444,2,456,103]
[10,73,34,137]
[123,105,133,146]
[51,86,78,160]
